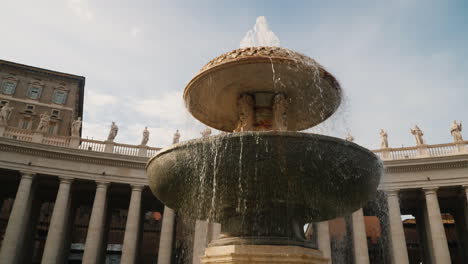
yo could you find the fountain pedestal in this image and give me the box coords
[201,245,328,264]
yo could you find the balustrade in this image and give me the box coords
[0,124,466,160]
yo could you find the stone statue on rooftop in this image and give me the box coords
[345,134,354,142]
[36,112,50,133]
[0,102,13,126]
[234,94,255,132]
[107,121,118,141]
[173,129,181,144]
[410,125,424,145]
[272,93,288,131]
[71,117,82,137]
[450,120,463,143]
[380,129,389,149]
[141,126,150,145]
[201,127,212,138]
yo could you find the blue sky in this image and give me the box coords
[1,0,467,149]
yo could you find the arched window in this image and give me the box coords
[1,78,17,95]
[52,89,68,104]
[27,82,43,99]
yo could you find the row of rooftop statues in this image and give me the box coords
[346,121,463,148]
[74,119,467,148]
[0,101,464,148]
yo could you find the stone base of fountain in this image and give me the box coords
[200,245,329,264]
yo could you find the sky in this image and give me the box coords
[1,0,467,149]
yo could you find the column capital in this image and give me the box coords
[59,177,74,184]
[19,171,36,179]
[461,185,468,192]
[423,187,439,194]
[96,181,110,189]
[385,189,400,197]
[131,184,145,192]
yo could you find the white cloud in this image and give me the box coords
[86,90,119,106]
[130,26,143,37]
[68,0,94,20]
[131,91,188,125]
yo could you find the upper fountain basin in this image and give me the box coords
[147,131,382,223]
[184,47,342,132]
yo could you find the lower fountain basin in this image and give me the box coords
[147,132,382,246]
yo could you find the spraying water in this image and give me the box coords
[240,16,280,48]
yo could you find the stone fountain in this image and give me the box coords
[147,46,382,263]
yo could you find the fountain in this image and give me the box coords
[147,46,383,263]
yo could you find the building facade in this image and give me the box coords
[1,61,468,264]
[0,60,85,136]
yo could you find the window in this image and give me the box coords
[52,90,68,104]
[1,81,16,95]
[51,109,60,119]
[27,86,42,99]
[20,117,31,130]
[48,122,56,134]
[24,105,35,114]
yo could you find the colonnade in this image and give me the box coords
[155,185,468,264]
[0,172,146,264]
[1,172,467,263]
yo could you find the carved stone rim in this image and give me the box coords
[146,131,379,167]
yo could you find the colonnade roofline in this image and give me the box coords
[1,122,467,161]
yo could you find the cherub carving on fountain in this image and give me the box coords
[71,117,82,137]
[36,112,50,133]
[201,127,212,138]
[450,121,463,143]
[410,125,425,145]
[380,129,389,149]
[173,129,181,144]
[0,102,13,126]
[234,94,255,132]
[141,126,150,146]
[107,121,118,141]
[345,133,354,142]
[272,93,288,131]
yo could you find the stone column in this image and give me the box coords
[82,181,110,264]
[464,185,468,206]
[121,185,144,264]
[317,221,331,262]
[157,206,176,264]
[0,172,36,264]
[193,220,210,264]
[351,208,370,264]
[423,187,451,263]
[41,177,74,264]
[385,190,409,264]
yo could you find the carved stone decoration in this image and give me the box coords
[107,122,118,141]
[71,117,82,137]
[37,112,51,133]
[0,102,13,126]
[380,129,389,149]
[410,125,425,145]
[272,94,288,131]
[141,126,150,146]
[201,127,212,138]
[345,134,354,142]
[450,120,463,143]
[173,130,181,144]
[234,94,255,132]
